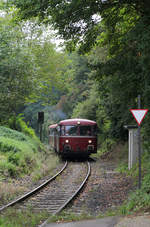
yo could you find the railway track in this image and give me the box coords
[0,161,68,212]
[0,161,91,226]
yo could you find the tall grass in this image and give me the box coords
[0,125,59,204]
[118,150,150,214]
[0,126,41,177]
[0,125,59,179]
[0,208,49,227]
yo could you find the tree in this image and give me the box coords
[10,0,149,52]
[72,84,99,121]
[27,39,68,105]
[10,0,150,143]
[88,11,150,140]
[0,9,69,124]
[0,15,36,122]
[58,52,92,118]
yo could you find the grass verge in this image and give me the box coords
[116,150,150,215]
[0,208,49,227]
[0,126,59,205]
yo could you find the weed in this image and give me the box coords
[116,150,150,215]
[0,182,25,204]
[0,208,49,227]
[49,211,93,223]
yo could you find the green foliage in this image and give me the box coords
[120,189,150,215]
[0,15,36,123]
[117,150,150,214]
[0,159,17,178]
[6,0,150,148]
[98,138,116,156]
[72,84,98,121]
[0,10,69,124]
[27,40,68,105]
[8,114,40,145]
[88,12,150,141]
[0,126,41,177]
[0,208,49,227]
[49,211,92,223]
[10,0,147,53]
[0,126,27,142]
[58,52,93,118]
[16,115,37,140]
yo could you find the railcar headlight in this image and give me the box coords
[65,139,69,143]
[88,140,92,144]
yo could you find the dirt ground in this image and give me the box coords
[66,153,134,216]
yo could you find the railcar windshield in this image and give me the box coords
[60,125,97,136]
[61,125,78,136]
[79,126,92,136]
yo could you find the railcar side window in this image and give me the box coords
[56,126,60,135]
[49,129,53,135]
[79,126,92,136]
[61,126,65,136]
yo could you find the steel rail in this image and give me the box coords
[39,161,91,227]
[0,161,68,212]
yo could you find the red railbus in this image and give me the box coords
[48,119,97,157]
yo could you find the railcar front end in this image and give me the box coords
[58,119,97,157]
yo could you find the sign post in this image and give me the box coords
[130,95,148,189]
[38,112,44,142]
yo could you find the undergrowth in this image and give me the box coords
[48,211,93,223]
[0,124,59,204]
[117,149,150,215]
[0,208,49,227]
[0,126,41,177]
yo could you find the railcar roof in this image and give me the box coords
[48,124,58,128]
[59,118,97,126]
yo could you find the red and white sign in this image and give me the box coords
[130,109,148,126]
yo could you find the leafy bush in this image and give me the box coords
[0,157,17,177]
[120,189,150,215]
[16,116,38,140]
[0,126,27,142]
[98,138,116,156]
[72,85,98,121]
[8,114,38,140]
[118,150,150,214]
[0,126,42,177]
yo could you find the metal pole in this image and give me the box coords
[138,95,141,189]
[40,123,43,142]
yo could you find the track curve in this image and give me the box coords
[0,161,91,227]
[39,161,91,227]
[0,161,68,212]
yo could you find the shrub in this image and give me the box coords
[16,117,37,140]
[0,126,42,177]
[118,150,150,214]
[8,114,38,141]
[0,126,27,142]
[0,159,17,177]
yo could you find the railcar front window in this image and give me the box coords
[79,126,92,136]
[65,125,78,136]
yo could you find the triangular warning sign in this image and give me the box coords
[130,109,148,126]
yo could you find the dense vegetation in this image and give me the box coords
[1,0,150,215]
[5,0,149,143]
[0,126,40,177]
